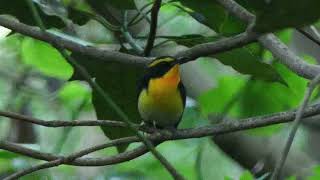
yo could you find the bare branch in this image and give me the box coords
[4,158,64,180]
[271,28,320,179]
[176,31,258,61]
[0,110,127,127]
[259,34,320,79]
[2,103,320,167]
[4,136,144,180]
[297,27,320,47]
[144,0,162,56]
[0,16,148,66]
[272,74,320,179]
[216,0,255,25]
[0,16,256,66]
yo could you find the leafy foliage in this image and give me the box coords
[0,0,64,27]
[21,37,73,80]
[240,0,320,32]
[71,53,143,152]
[1,0,320,179]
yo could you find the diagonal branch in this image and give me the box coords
[0,15,256,67]
[0,16,148,66]
[4,136,147,180]
[271,27,320,179]
[215,0,320,80]
[297,26,320,47]
[144,0,162,56]
[176,31,258,61]
[272,74,320,179]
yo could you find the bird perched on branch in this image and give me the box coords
[137,56,186,129]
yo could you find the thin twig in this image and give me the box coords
[4,158,63,180]
[0,110,127,127]
[297,27,320,47]
[128,1,153,26]
[144,0,162,56]
[176,32,258,62]
[271,27,320,179]
[4,136,145,180]
[121,11,144,54]
[271,74,320,179]
[0,16,149,65]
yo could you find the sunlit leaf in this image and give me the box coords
[21,37,73,80]
[87,0,135,11]
[58,81,91,110]
[240,170,254,180]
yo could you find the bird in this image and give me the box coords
[137,56,186,129]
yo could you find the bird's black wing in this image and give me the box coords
[178,82,186,107]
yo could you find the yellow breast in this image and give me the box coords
[138,65,184,127]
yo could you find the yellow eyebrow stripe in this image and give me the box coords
[148,57,175,67]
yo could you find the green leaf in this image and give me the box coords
[71,53,143,152]
[0,0,64,28]
[58,81,91,110]
[214,47,287,85]
[286,176,297,180]
[198,76,246,117]
[178,0,245,35]
[87,0,135,10]
[180,0,320,33]
[242,0,320,32]
[116,141,199,180]
[163,34,220,47]
[0,150,19,159]
[307,166,320,180]
[34,0,68,19]
[240,170,254,180]
[21,37,73,80]
[166,35,285,84]
[198,59,309,136]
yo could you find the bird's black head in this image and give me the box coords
[146,56,179,78]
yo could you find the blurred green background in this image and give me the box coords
[1,0,320,179]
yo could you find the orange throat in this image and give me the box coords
[148,65,180,97]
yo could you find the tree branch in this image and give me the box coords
[272,75,320,179]
[297,26,320,47]
[0,16,148,66]
[144,0,162,56]
[259,34,320,79]
[176,31,258,62]
[2,103,320,167]
[0,16,257,66]
[215,0,320,80]
[0,110,126,127]
[4,136,146,180]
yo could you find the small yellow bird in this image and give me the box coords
[137,56,186,128]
